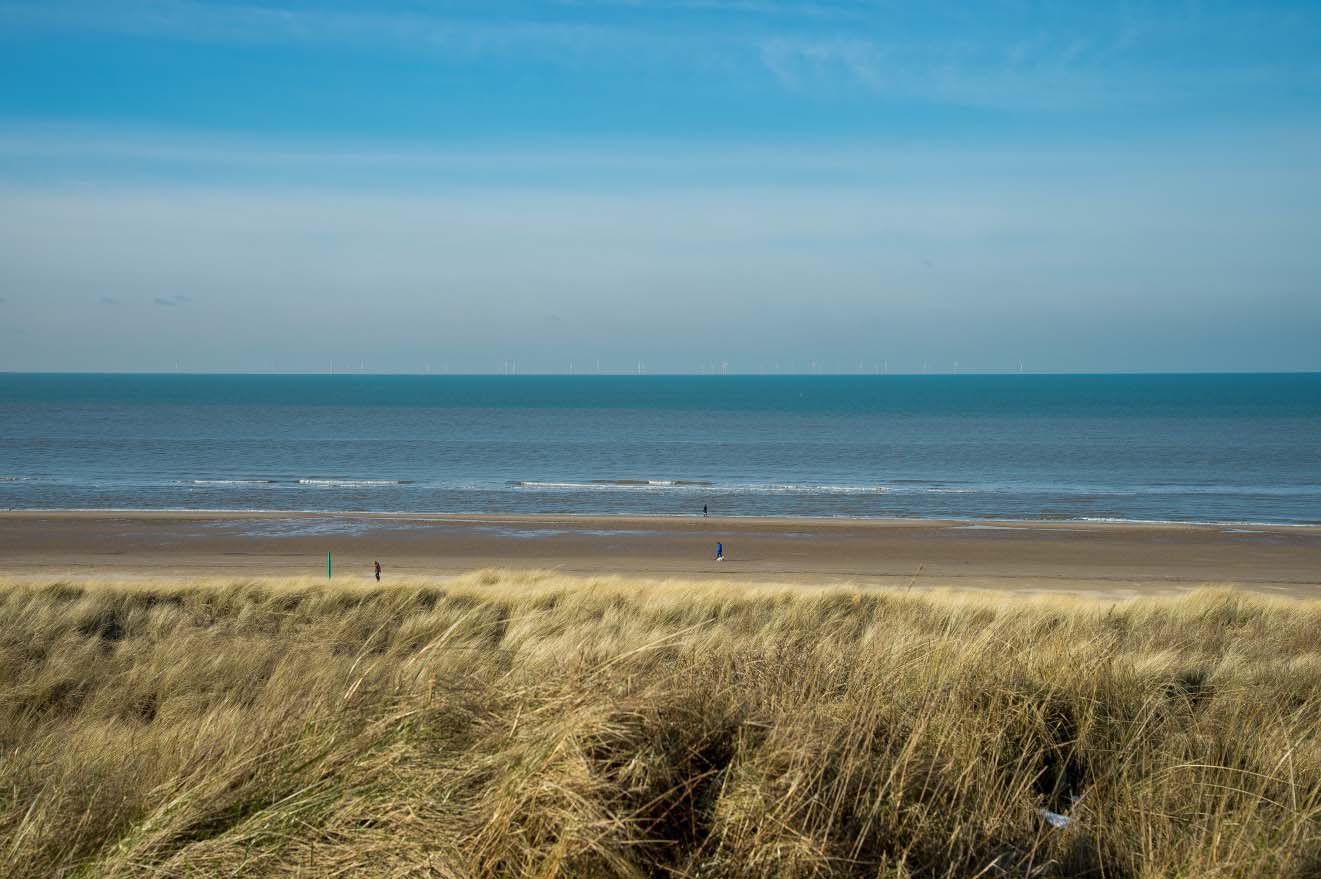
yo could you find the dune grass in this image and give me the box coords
[1,572,1320,878]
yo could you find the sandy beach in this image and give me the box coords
[2,510,1318,597]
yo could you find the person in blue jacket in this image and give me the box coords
[714,542,724,561]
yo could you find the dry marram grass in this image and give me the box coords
[1,572,1320,877]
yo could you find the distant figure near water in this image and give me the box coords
[374,560,381,581]
[715,542,724,561]
[703,504,708,517]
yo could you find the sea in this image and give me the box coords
[1,373,1319,525]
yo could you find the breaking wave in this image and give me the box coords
[298,479,414,487]
[510,480,973,495]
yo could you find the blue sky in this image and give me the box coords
[1,0,1319,372]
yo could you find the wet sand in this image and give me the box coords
[1,511,1319,598]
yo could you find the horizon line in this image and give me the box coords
[3,370,1320,378]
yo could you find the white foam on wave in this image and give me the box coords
[948,524,1030,531]
[510,480,974,495]
[298,478,411,487]
[190,479,277,486]
[757,483,971,495]
[1076,516,1319,528]
[765,483,888,495]
[1034,484,1321,498]
[514,480,709,491]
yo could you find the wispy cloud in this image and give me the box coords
[556,0,870,20]
[0,125,945,178]
[4,123,1318,192]
[153,294,190,307]
[758,36,887,91]
[3,1,1316,110]
[0,1,657,59]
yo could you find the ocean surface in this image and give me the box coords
[1,373,1319,525]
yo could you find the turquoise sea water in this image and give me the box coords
[1,373,1318,524]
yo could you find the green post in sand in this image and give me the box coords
[327,551,332,579]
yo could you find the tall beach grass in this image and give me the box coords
[1,572,1319,877]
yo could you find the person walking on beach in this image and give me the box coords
[703,503,708,517]
[714,542,724,561]
[374,560,381,581]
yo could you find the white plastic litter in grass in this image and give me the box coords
[1037,807,1074,829]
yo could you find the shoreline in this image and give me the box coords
[4,508,1320,530]
[2,510,1319,598]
